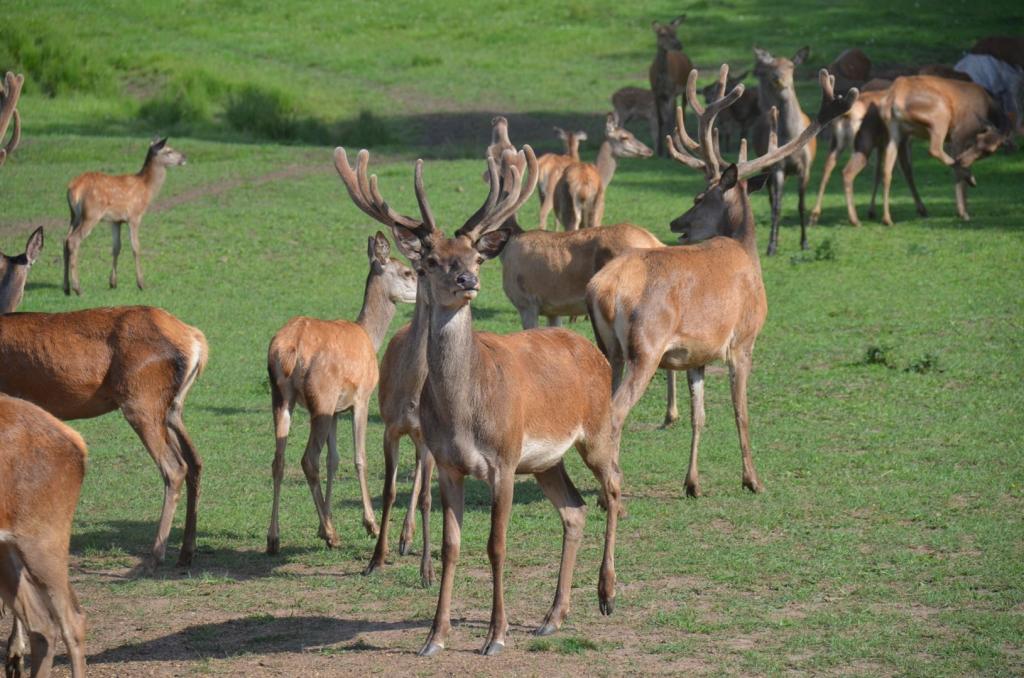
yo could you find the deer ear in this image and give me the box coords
[753,47,773,64]
[670,14,686,28]
[151,137,168,150]
[651,21,662,31]
[554,127,567,140]
[475,229,512,260]
[719,164,740,192]
[369,231,391,265]
[390,225,425,262]
[745,173,770,193]
[793,47,810,65]
[576,131,588,142]
[25,227,43,264]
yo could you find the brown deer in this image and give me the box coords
[879,75,1008,224]
[0,72,23,167]
[829,48,872,94]
[752,46,816,255]
[649,15,694,157]
[611,86,658,149]
[587,66,856,497]
[266,232,418,555]
[335,144,622,657]
[702,69,760,151]
[810,82,928,226]
[0,227,43,315]
[553,113,653,230]
[63,137,187,296]
[536,127,588,229]
[0,251,207,567]
[1,394,88,678]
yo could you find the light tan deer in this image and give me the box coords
[64,137,187,296]
[266,232,417,554]
[1,394,88,678]
[0,251,207,568]
[536,127,588,229]
[649,15,694,157]
[0,72,23,167]
[611,86,658,149]
[0,227,43,315]
[553,113,653,231]
[752,46,816,255]
[588,66,856,497]
[701,69,759,151]
[335,144,622,657]
[879,75,1008,224]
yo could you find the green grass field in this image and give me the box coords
[1,1,1023,675]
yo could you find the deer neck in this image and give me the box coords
[0,263,27,314]
[425,301,481,425]
[139,158,168,199]
[766,87,805,138]
[653,49,671,94]
[596,142,617,188]
[729,193,762,276]
[355,271,398,351]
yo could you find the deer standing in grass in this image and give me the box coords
[335,143,622,657]
[536,126,588,229]
[588,66,855,496]
[0,234,208,568]
[752,46,816,255]
[0,72,23,167]
[701,69,760,151]
[0,228,43,315]
[1,394,88,678]
[265,232,418,554]
[553,113,653,230]
[611,86,658,149]
[649,15,694,157]
[64,137,187,296]
[879,75,1007,225]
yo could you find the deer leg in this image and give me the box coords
[611,352,662,436]
[300,414,338,548]
[415,440,436,587]
[810,144,839,225]
[350,403,379,537]
[365,425,401,575]
[518,306,539,330]
[17,539,86,678]
[898,137,926,217]
[128,218,145,290]
[955,179,970,221]
[167,414,203,567]
[842,150,869,226]
[0,551,59,678]
[729,348,763,493]
[683,367,707,497]
[537,178,558,230]
[579,429,622,616]
[533,462,587,636]
[399,432,422,556]
[109,222,122,289]
[63,214,100,296]
[766,170,783,256]
[3,616,27,678]
[798,168,810,250]
[419,467,465,657]
[867,148,883,219]
[661,369,679,428]
[880,133,900,226]
[591,190,606,229]
[266,380,294,555]
[480,466,514,656]
[547,315,562,328]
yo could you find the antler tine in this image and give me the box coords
[458,154,503,236]
[0,72,24,166]
[473,145,539,237]
[667,133,707,172]
[333,147,425,232]
[413,160,437,232]
[735,69,858,180]
[685,68,705,117]
[738,138,748,164]
[676,104,701,152]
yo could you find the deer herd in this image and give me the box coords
[0,16,1018,675]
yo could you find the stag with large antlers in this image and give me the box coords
[588,66,856,496]
[334,142,621,657]
[0,72,23,167]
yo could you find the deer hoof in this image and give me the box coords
[364,521,380,538]
[599,596,615,616]
[685,483,702,498]
[109,276,117,289]
[534,621,558,637]
[5,653,25,678]
[917,205,928,217]
[420,562,435,588]
[266,537,280,555]
[481,640,505,657]
[418,640,444,658]
[362,558,383,577]
[743,478,764,494]
[398,537,411,556]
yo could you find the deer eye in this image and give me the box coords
[425,257,439,269]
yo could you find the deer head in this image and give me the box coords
[0,227,43,314]
[652,15,686,52]
[367,231,418,304]
[0,72,24,167]
[148,137,188,167]
[753,46,810,94]
[605,112,654,158]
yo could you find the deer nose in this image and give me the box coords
[456,272,478,290]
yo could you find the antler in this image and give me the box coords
[734,69,858,179]
[333,147,436,239]
[0,72,24,167]
[667,65,745,179]
[457,145,538,240]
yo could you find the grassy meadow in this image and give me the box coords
[1,0,1023,675]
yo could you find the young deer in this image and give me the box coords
[265,232,418,554]
[0,71,23,167]
[63,137,187,296]
[649,15,694,157]
[1,394,88,678]
[0,227,43,315]
[536,126,588,229]
[701,69,759,151]
[611,86,658,149]
[588,66,856,496]
[751,46,816,255]
[553,113,653,230]
[0,246,208,568]
[879,75,1008,224]
[335,144,622,657]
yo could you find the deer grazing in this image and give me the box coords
[751,46,816,255]
[335,143,622,657]
[878,75,1007,224]
[587,66,856,497]
[649,15,694,157]
[63,137,187,296]
[536,126,588,229]
[0,240,208,568]
[1,394,88,678]
[701,69,759,151]
[611,86,658,149]
[266,232,418,554]
[0,72,23,167]
[0,227,43,315]
[553,113,653,231]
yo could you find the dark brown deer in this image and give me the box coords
[829,48,872,94]
[701,69,759,151]
[1,394,88,678]
[64,138,187,295]
[0,72,23,167]
[335,144,622,656]
[266,232,417,554]
[587,66,855,496]
[649,15,694,157]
